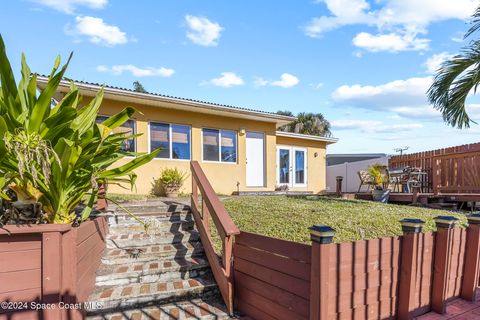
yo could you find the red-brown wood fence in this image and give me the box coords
[190,161,240,314]
[389,142,480,194]
[0,217,107,320]
[233,218,480,320]
[234,232,311,320]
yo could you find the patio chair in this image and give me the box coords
[357,170,374,192]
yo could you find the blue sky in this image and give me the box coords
[2,0,480,154]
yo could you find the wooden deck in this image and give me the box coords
[353,192,480,204]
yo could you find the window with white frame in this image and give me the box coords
[150,122,191,160]
[202,128,237,163]
[96,115,136,152]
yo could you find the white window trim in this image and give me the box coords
[201,128,238,164]
[148,121,192,161]
[97,114,137,157]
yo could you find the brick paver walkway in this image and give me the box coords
[416,290,480,319]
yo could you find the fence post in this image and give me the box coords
[431,216,458,313]
[335,176,343,196]
[461,213,480,301]
[398,218,425,320]
[309,224,335,320]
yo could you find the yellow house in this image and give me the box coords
[38,77,338,195]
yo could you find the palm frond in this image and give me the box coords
[427,43,480,128]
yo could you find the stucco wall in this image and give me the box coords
[99,98,278,195]
[97,98,328,195]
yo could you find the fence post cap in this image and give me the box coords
[399,218,425,233]
[467,213,480,225]
[336,176,343,180]
[434,215,459,229]
[309,224,335,244]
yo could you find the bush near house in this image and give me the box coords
[222,196,467,243]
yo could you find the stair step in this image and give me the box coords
[108,218,195,234]
[106,211,192,226]
[87,276,218,315]
[86,297,230,320]
[102,242,205,265]
[96,256,210,286]
[107,230,200,248]
[113,203,191,214]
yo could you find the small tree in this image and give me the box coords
[133,81,148,93]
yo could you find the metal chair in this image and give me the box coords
[357,170,374,192]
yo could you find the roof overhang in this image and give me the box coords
[276,131,338,145]
[36,76,296,128]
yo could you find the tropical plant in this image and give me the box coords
[133,81,148,93]
[152,168,188,196]
[0,35,160,224]
[427,5,480,128]
[277,111,332,137]
[367,163,388,190]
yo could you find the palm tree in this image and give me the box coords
[277,111,332,137]
[427,6,480,128]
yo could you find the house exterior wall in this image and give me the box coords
[275,136,327,193]
[99,98,278,195]
[98,98,328,195]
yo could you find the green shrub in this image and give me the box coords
[152,168,188,196]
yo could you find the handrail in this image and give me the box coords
[190,161,240,315]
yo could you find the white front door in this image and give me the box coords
[277,146,307,187]
[246,132,265,187]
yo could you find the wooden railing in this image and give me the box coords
[190,161,240,314]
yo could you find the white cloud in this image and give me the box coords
[72,16,127,46]
[305,0,477,53]
[256,73,300,88]
[424,52,454,74]
[451,31,465,43]
[31,0,107,14]
[331,119,423,133]
[185,15,223,47]
[309,82,324,90]
[208,72,244,87]
[331,76,446,119]
[352,32,429,52]
[96,64,175,77]
[332,76,432,109]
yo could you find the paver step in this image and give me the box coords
[105,211,193,226]
[107,230,200,248]
[86,297,231,320]
[102,242,205,265]
[96,256,210,286]
[112,203,191,214]
[108,218,195,234]
[87,276,219,315]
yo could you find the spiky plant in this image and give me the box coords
[0,35,160,224]
[427,6,480,128]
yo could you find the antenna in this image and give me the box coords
[393,146,409,156]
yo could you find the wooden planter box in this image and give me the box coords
[0,216,108,320]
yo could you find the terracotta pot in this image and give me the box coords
[166,191,178,198]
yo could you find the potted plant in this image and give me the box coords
[0,34,159,317]
[367,163,390,203]
[155,168,188,197]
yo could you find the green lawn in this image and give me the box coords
[221,196,467,244]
